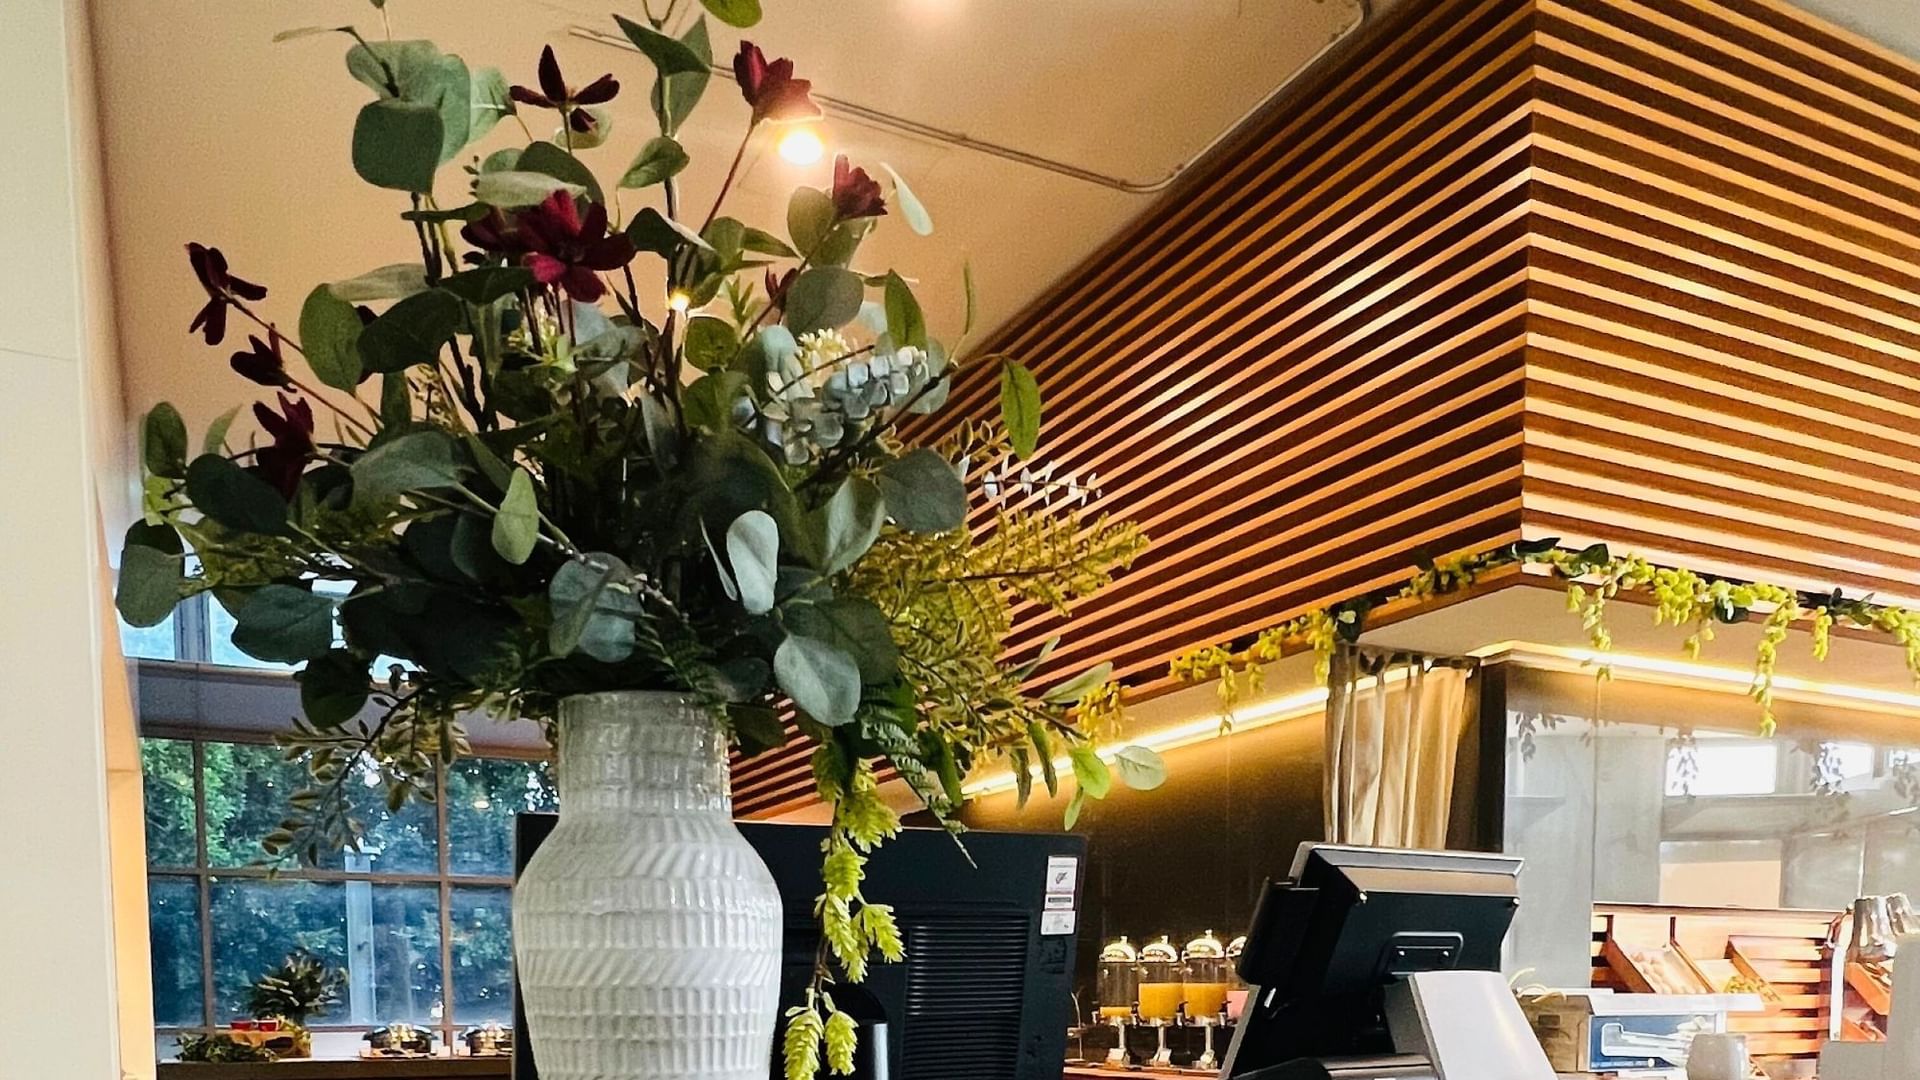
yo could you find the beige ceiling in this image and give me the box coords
[89,0,1361,440]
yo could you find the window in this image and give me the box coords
[143,735,554,1049]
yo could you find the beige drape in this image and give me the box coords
[1324,645,1477,849]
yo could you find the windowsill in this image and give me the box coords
[158,1058,508,1079]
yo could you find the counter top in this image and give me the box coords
[157,1060,509,1079]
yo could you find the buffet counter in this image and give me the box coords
[157,1061,508,1080]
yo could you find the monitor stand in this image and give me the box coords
[1382,971,1555,1080]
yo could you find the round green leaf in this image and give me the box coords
[784,596,898,682]
[620,135,690,189]
[115,522,184,628]
[300,285,365,391]
[1069,743,1112,800]
[186,454,288,535]
[142,403,188,480]
[356,289,463,374]
[1112,745,1167,792]
[698,0,762,27]
[821,476,884,574]
[726,510,779,615]
[297,649,371,729]
[326,262,428,303]
[473,170,583,208]
[351,98,443,193]
[787,187,835,254]
[784,266,864,335]
[613,14,710,74]
[876,448,966,533]
[775,633,861,725]
[683,315,738,371]
[350,430,469,504]
[882,272,927,352]
[491,468,539,565]
[231,584,336,663]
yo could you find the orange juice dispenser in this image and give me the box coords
[1138,935,1183,1066]
[1096,936,1139,1064]
[1183,930,1229,1069]
[1225,934,1250,1023]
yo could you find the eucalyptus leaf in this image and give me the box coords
[729,704,787,756]
[683,316,738,371]
[142,403,188,480]
[300,285,365,391]
[380,374,411,428]
[775,633,861,725]
[439,265,536,305]
[491,468,539,565]
[186,454,288,535]
[725,510,779,615]
[548,554,639,662]
[613,14,710,75]
[468,66,510,144]
[202,405,241,456]
[783,266,864,334]
[784,597,898,683]
[515,141,603,204]
[298,649,371,728]
[1069,743,1112,799]
[350,429,469,503]
[821,476,884,574]
[357,288,462,374]
[1112,745,1167,791]
[351,98,442,193]
[739,225,796,258]
[787,187,835,254]
[116,522,183,628]
[683,370,747,433]
[328,264,425,305]
[1042,661,1113,704]
[231,584,336,663]
[473,169,583,208]
[883,272,927,352]
[877,448,966,533]
[626,207,714,258]
[879,162,933,236]
[698,0,762,26]
[999,359,1042,459]
[620,136,690,189]
[650,16,711,136]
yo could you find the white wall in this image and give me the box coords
[0,0,133,1076]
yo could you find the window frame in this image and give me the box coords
[145,728,541,1050]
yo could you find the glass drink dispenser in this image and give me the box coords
[1182,930,1230,1020]
[1138,935,1182,1067]
[1097,936,1139,1022]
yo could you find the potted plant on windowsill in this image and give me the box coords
[116,4,1160,1078]
[244,949,344,1059]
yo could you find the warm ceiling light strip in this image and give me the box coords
[961,685,1332,799]
[1478,642,1920,717]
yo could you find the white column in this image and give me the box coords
[0,0,134,1075]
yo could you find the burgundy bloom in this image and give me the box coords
[516,190,635,303]
[187,242,267,346]
[764,267,796,313]
[460,208,528,260]
[510,45,619,133]
[229,334,290,388]
[732,42,821,124]
[829,155,886,221]
[253,393,315,498]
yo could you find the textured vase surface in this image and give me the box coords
[514,691,783,1079]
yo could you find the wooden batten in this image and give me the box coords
[734,0,1920,815]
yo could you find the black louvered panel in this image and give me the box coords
[900,911,1031,1080]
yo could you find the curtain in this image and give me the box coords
[1324,644,1478,849]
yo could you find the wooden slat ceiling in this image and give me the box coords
[734,0,1920,815]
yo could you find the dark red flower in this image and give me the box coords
[253,393,314,498]
[460,208,528,260]
[187,242,267,346]
[829,155,886,221]
[732,42,821,124]
[229,334,290,388]
[516,190,635,303]
[764,267,796,313]
[510,45,619,133]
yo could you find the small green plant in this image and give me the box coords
[176,1033,276,1064]
[246,949,344,1028]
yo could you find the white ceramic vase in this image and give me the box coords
[514,691,783,1079]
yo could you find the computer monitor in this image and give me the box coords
[512,814,1083,1080]
[1219,844,1523,1078]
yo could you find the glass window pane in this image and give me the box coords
[202,742,437,873]
[206,598,297,671]
[120,610,178,660]
[210,878,348,1023]
[148,875,204,1027]
[447,757,557,877]
[450,886,514,1024]
[141,738,198,868]
[209,880,442,1028]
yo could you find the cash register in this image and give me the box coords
[1219,845,1555,1080]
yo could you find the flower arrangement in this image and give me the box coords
[116,3,1159,1073]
